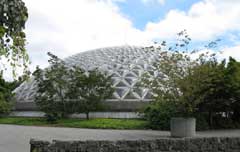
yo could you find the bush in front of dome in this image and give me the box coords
[0,75,12,115]
[33,52,114,122]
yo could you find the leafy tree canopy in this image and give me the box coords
[68,66,114,119]
[0,0,29,77]
[34,53,114,121]
[142,30,240,129]
[33,52,71,121]
[141,30,201,116]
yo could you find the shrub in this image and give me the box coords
[0,93,11,115]
[144,101,177,130]
[194,113,209,131]
[144,103,211,131]
[0,75,13,115]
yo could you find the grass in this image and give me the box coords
[0,117,148,129]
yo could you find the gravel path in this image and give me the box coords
[0,124,239,152]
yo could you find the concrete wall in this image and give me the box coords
[30,137,240,152]
[12,101,148,118]
[12,100,148,118]
[14,101,149,112]
[10,111,141,119]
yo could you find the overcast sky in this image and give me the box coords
[13,0,240,77]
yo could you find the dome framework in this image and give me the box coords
[14,46,161,104]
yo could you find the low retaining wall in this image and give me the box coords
[10,111,141,119]
[30,137,240,152]
[14,101,149,111]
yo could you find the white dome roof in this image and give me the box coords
[14,46,161,102]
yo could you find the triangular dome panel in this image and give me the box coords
[14,46,161,103]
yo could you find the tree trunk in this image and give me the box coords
[233,109,240,122]
[86,112,89,120]
[61,112,67,119]
[208,111,213,128]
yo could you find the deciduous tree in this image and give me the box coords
[0,0,29,77]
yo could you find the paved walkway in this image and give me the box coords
[0,124,239,152]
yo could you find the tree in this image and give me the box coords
[34,53,114,121]
[0,0,29,77]
[33,52,73,122]
[224,57,240,122]
[188,57,229,127]
[187,56,240,127]
[68,66,114,119]
[141,30,240,129]
[141,30,201,116]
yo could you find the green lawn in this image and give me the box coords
[0,117,148,129]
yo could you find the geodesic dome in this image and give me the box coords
[14,46,161,103]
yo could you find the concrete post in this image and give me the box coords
[170,117,196,137]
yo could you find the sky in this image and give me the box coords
[5,0,240,79]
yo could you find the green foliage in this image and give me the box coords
[0,93,11,115]
[0,74,13,114]
[33,52,74,122]
[225,57,240,122]
[194,113,210,131]
[68,66,114,119]
[143,101,211,130]
[0,0,29,77]
[187,57,240,127]
[0,117,147,129]
[142,30,200,116]
[34,53,114,121]
[142,30,240,130]
[56,118,147,129]
[144,101,177,130]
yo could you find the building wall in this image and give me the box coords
[12,101,148,118]
[14,101,149,112]
[10,111,141,119]
[14,46,158,105]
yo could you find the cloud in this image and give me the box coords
[5,0,237,80]
[145,0,240,41]
[220,45,240,61]
[23,0,150,72]
[141,0,165,5]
